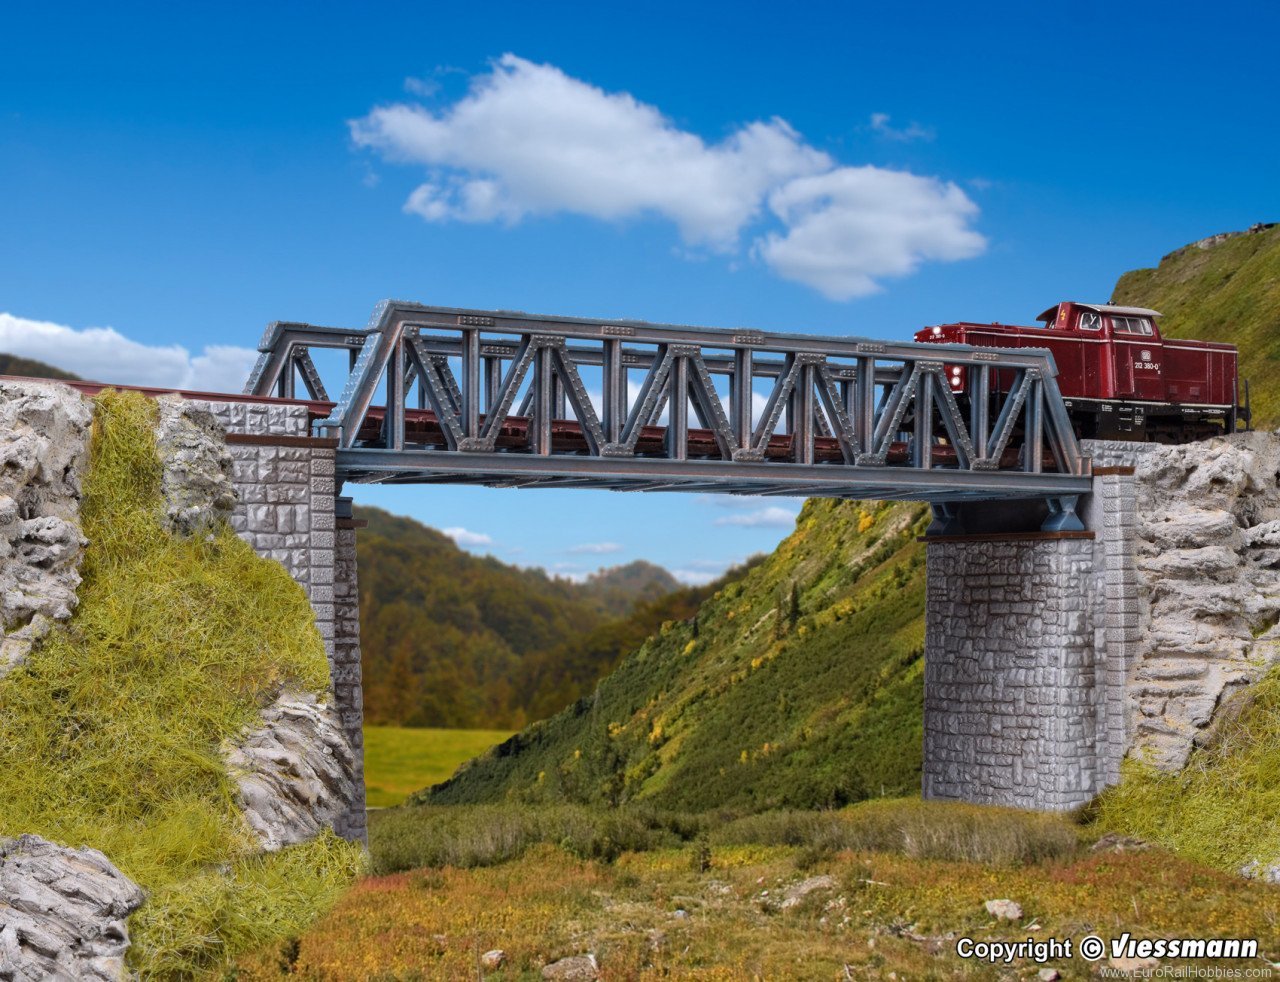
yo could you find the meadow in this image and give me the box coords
[233,799,1280,981]
[363,726,514,807]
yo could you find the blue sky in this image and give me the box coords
[2,1,1277,582]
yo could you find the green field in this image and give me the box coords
[362,726,513,807]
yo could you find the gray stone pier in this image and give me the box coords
[922,453,1140,811]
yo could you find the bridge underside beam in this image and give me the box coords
[336,447,1092,503]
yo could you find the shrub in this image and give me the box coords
[369,803,708,874]
[712,799,1081,866]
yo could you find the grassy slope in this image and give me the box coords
[0,391,363,979]
[1094,664,1280,872]
[1112,224,1280,426]
[362,726,514,807]
[422,499,930,812]
[356,507,681,729]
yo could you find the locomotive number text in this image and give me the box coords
[1134,361,1160,371]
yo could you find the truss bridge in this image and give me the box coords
[244,301,1093,529]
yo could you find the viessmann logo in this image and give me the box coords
[956,932,1261,964]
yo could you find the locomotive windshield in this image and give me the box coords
[1080,311,1102,331]
[1111,315,1154,335]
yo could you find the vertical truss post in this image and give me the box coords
[552,375,567,420]
[970,364,990,459]
[731,348,753,452]
[532,345,557,454]
[278,351,295,400]
[461,328,481,439]
[603,338,625,444]
[385,337,406,450]
[484,355,502,414]
[1025,378,1044,473]
[854,357,875,457]
[914,365,936,469]
[792,358,817,464]
[667,354,689,460]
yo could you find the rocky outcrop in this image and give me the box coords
[1127,433,1280,770]
[0,834,145,982]
[0,382,90,679]
[154,396,236,535]
[223,692,358,851]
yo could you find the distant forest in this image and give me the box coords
[356,507,710,729]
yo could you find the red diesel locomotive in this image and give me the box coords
[915,301,1249,442]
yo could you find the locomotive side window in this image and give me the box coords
[1112,316,1154,335]
[1079,311,1101,331]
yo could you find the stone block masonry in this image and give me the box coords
[194,399,367,842]
[924,432,1280,810]
[924,534,1099,811]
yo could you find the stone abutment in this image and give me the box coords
[199,400,368,842]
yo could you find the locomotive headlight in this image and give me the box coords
[951,367,961,376]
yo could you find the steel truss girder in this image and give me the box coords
[244,301,1092,519]
[337,447,1092,502]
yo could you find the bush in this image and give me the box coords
[371,798,1081,876]
[369,804,708,874]
[712,799,1081,866]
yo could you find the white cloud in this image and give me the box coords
[442,526,494,547]
[403,76,440,98]
[352,54,828,249]
[0,312,259,393]
[869,112,934,143]
[713,506,799,529]
[697,494,805,510]
[669,556,743,584]
[756,168,986,300]
[567,541,623,555]
[351,55,985,298]
[670,568,719,586]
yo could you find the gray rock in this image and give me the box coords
[154,396,236,535]
[1120,433,1280,771]
[983,898,1022,920]
[1038,970,1060,982]
[0,382,91,679]
[779,874,838,910]
[1239,859,1280,884]
[480,948,506,970]
[541,954,598,980]
[223,691,358,850]
[0,834,145,982]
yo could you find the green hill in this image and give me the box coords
[1112,222,1280,426]
[0,353,79,380]
[356,507,680,730]
[419,499,930,812]
[578,560,681,618]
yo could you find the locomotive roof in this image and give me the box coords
[1036,302,1163,322]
